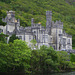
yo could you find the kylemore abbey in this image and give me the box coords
[0,11,72,50]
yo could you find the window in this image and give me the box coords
[63,38,66,49]
[18,36,22,40]
[67,39,70,44]
[59,30,62,34]
[63,38,66,45]
[53,45,55,50]
[59,39,63,44]
[50,38,52,42]
[34,31,36,33]
[0,29,3,33]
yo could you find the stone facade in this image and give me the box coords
[0,10,72,50]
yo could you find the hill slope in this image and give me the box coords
[0,0,75,48]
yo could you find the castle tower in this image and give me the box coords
[7,10,15,23]
[46,11,52,28]
[4,11,20,34]
[51,20,63,50]
[46,11,52,35]
[7,11,15,18]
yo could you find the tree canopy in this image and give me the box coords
[0,32,8,43]
[9,34,19,43]
[0,39,31,73]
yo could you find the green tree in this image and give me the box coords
[30,50,40,73]
[0,42,9,72]
[0,32,8,43]
[9,34,19,43]
[70,53,75,62]
[0,39,31,73]
[31,45,59,73]
[57,51,73,71]
[39,45,59,73]
[0,10,6,26]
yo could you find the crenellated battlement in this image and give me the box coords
[52,20,63,29]
[31,18,42,28]
[46,11,52,16]
[46,11,63,30]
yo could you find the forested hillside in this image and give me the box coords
[65,0,75,5]
[0,0,75,48]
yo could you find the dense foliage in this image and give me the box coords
[0,10,6,26]
[0,0,75,73]
[70,53,75,62]
[0,40,75,73]
[0,39,31,72]
[0,35,75,73]
[31,46,59,73]
[9,34,19,43]
[31,46,75,73]
[0,32,8,43]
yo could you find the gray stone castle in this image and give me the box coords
[0,10,72,50]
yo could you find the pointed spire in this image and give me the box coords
[31,18,34,26]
